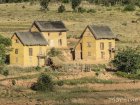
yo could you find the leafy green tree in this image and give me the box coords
[71,0,81,11]
[58,4,66,13]
[40,0,50,11]
[0,35,11,65]
[112,47,140,73]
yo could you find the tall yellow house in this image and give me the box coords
[10,21,68,67]
[30,21,68,48]
[74,25,116,62]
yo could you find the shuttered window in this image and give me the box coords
[29,48,33,56]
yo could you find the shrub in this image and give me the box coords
[48,48,62,57]
[116,71,140,79]
[124,4,136,11]
[58,4,66,13]
[57,80,64,86]
[62,0,69,3]
[35,66,41,71]
[71,0,82,11]
[112,47,140,74]
[12,79,16,86]
[87,9,96,13]
[78,7,86,13]
[31,73,54,92]
[1,67,9,77]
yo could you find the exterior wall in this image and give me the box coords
[10,35,24,66]
[10,35,48,67]
[23,46,47,67]
[75,28,96,60]
[42,32,67,48]
[96,39,115,61]
[74,27,115,62]
[30,25,39,32]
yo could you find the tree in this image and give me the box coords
[58,4,66,13]
[0,35,11,65]
[40,0,50,11]
[112,47,140,74]
[71,0,81,11]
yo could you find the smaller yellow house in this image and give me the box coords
[73,25,116,62]
[10,32,48,67]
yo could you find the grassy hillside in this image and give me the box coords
[0,2,140,48]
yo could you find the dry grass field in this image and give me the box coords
[0,2,140,105]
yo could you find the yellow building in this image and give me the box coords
[30,21,68,48]
[10,21,68,67]
[73,25,116,62]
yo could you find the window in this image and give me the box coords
[16,39,19,43]
[16,57,18,63]
[109,42,112,49]
[101,52,105,59]
[100,42,104,50]
[15,49,18,54]
[39,47,42,54]
[29,48,33,56]
[48,33,50,36]
[59,32,62,36]
[88,52,91,56]
[48,39,50,46]
[109,52,112,59]
[87,42,91,47]
[58,39,62,46]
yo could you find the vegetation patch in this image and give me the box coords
[62,77,114,85]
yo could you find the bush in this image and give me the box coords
[78,7,86,13]
[48,48,62,57]
[112,47,140,74]
[12,79,16,86]
[116,71,140,79]
[58,4,66,13]
[31,73,54,92]
[57,80,64,86]
[35,66,41,71]
[124,4,136,11]
[62,0,69,3]
[87,9,96,13]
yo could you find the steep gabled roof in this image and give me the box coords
[88,25,115,39]
[32,21,68,32]
[15,32,48,46]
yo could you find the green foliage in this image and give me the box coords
[116,71,140,79]
[58,4,66,13]
[62,0,70,3]
[35,66,41,71]
[40,0,50,11]
[78,7,86,13]
[124,4,136,11]
[31,73,54,92]
[87,9,96,13]
[48,48,62,57]
[57,80,64,86]
[12,79,16,86]
[71,0,81,11]
[112,47,140,73]
[0,35,11,65]
[1,67,9,77]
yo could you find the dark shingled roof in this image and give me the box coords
[15,32,48,46]
[88,25,115,39]
[33,21,68,32]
